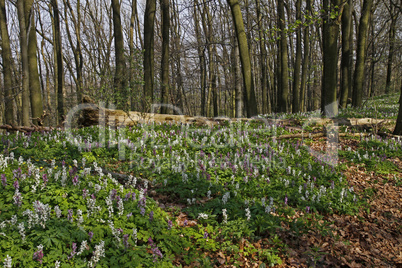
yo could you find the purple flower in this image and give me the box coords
[149,211,154,222]
[110,189,118,200]
[14,191,22,207]
[13,180,19,190]
[1,174,7,186]
[72,175,79,186]
[306,206,310,213]
[88,231,94,242]
[167,219,172,230]
[91,194,96,199]
[183,220,188,227]
[140,207,145,216]
[33,248,44,263]
[203,231,208,239]
[82,189,88,199]
[68,243,77,259]
[123,234,130,249]
[126,213,133,220]
[124,193,131,201]
[284,194,288,206]
[42,174,48,184]
[68,209,73,222]
[331,181,335,190]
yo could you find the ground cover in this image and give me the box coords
[0,94,401,267]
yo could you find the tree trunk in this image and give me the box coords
[160,0,170,114]
[340,0,352,109]
[321,0,340,117]
[227,0,258,117]
[143,0,156,110]
[0,0,15,124]
[385,4,398,94]
[25,0,43,125]
[111,0,127,109]
[300,0,311,112]
[277,0,289,113]
[393,79,402,135]
[256,0,269,114]
[51,0,64,124]
[352,0,373,107]
[292,0,302,113]
[234,40,243,118]
[193,0,206,116]
[16,0,30,126]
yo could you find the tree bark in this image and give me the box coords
[111,0,127,109]
[193,0,206,116]
[0,0,15,124]
[385,3,398,94]
[277,0,289,113]
[340,0,352,109]
[143,0,156,110]
[394,79,402,135]
[256,0,269,114]
[25,0,44,125]
[292,0,302,113]
[160,0,170,114]
[227,0,258,117]
[234,40,243,118]
[300,0,311,112]
[63,0,83,102]
[321,0,341,117]
[352,0,373,107]
[51,0,64,124]
[16,0,30,126]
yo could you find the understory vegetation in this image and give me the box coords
[0,94,401,267]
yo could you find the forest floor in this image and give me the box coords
[276,137,402,268]
[1,93,401,267]
[146,134,402,268]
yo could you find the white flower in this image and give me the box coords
[117,199,124,216]
[77,240,88,255]
[88,241,105,268]
[133,228,137,245]
[222,209,228,224]
[3,255,12,268]
[55,260,61,268]
[105,196,114,218]
[245,208,251,221]
[77,209,84,225]
[18,222,25,241]
[222,192,230,205]
[11,215,17,225]
[54,206,62,218]
[198,213,208,220]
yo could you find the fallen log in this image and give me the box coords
[0,124,56,133]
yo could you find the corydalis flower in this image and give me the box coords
[149,211,154,222]
[33,245,44,263]
[167,219,172,230]
[68,243,77,259]
[148,237,163,262]
[13,180,19,190]
[88,231,94,242]
[68,209,73,222]
[203,231,208,239]
[72,175,79,186]
[3,255,12,268]
[1,174,7,187]
[123,234,130,249]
